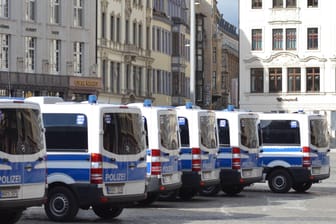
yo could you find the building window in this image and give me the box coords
[116,17,120,43]
[0,34,9,69]
[213,47,217,63]
[0,0,9,18]
[308,0,318,7]
[133,21,137,46]
[286,28,296,50]
[101,12,106,38]
[50,39,61,73]
[138,24,142,48]
[110,16,114,41]
[252,0,262,9]
[25,0,36,21]
[50,0,60,24]
[273,0,283,8]
[269,68,282,92]
[307,28,318,50]
[306,67,320,92]
[286,0,296,8]
[272,29,283,50]
[212,71,216,91]
[73,42,83,74]
[252,29,262,50]
[287,68,300,92]
[73,0,83,27]
[25,36,36,72]
[251,68,264,93]
[125,20,129,44]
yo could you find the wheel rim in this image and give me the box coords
[50,194,69,216]
[273,175,286,190]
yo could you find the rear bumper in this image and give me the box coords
[0,196,46,210]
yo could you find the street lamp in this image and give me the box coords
[190,0,197,105]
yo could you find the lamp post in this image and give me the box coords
[190,0,196,105]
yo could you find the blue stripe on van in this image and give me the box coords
[259,147,303,167]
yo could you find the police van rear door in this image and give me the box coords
[101,107,146,196]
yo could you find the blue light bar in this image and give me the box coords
[185,101,193,109]
[88,95,97,104]
[144,99,152,107]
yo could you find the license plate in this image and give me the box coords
[243,170,252,177]
[106,184,124,194]
[0,188,19,199]
[312,167,321,175]
[162,175,172,184]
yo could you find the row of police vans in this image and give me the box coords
[0,96,331,223]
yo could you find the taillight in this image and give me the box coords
[192,148,201,172]
[91,153,103,184]
[151,149,161,175]
[302,146,311,168]
[232,147,241,170]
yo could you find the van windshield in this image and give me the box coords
[43,113,88,152]
[160,114,179,150]
[103,113,144,155]
[240,118,258,148]
[200,115,217,148]
[217,119,230,146]
[0,108,44,155]
[259,120,300,146]
[310,119,329,148]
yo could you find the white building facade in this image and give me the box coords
[239,0,336,139]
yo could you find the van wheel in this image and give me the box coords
[0,210,22,224]
[200,184,221,196]
[292,182,312,193]
[159,190,178,201]
[179,188,197,201]
[137,192,160,205]
[268,170,292,193]
[92,206,123,219]
[44,186,79,222]
[222,185,244,196]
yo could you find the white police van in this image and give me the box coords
[258,112,330,193]
[175,103,220,200]
[0,98,47,224]
[27,95,147,221]
[128,100,182,204]
[201,109,262,196]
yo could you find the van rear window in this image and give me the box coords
[217,119,230,146]
[160,114,179,150]
[43,113,88,152]
[310,119,329,148]
[0,108,44,155]
[103,113,144,155]
[259,120,300,146]
[200,115,217,148]
[178,117,190,147]
[240,118,258,148]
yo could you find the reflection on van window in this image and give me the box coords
[160,114,179,150]
[259,120,300,146]
[310,119,329,148]
[217,119,230,146]
[178,117,189,147]
[103,113,143,155]
[0,108,44,155]
[43,113,88,152]
[240,118,258,148]
[200,115,217,148]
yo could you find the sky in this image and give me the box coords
[217,0,239,28]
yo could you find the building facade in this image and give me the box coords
[239,0,336,140]
[0,0,98,101]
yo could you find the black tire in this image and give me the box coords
[0,210,22,224]
[159,190,178,201]
[292,182,312,193]
[137,192,160,205]
[178,188,197,201]
[44,186,79,222]
[199,184,221,196]
[222,185,244,196]
[268,169,292,193]
[92,206,123,219]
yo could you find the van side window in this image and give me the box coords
[178,117,190,147]
[103,113,143,155]
[0,108,43,155]
[43,113,88,152]
[259,119,300,145]
[217,119,230,146]
[310,119,329,147]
